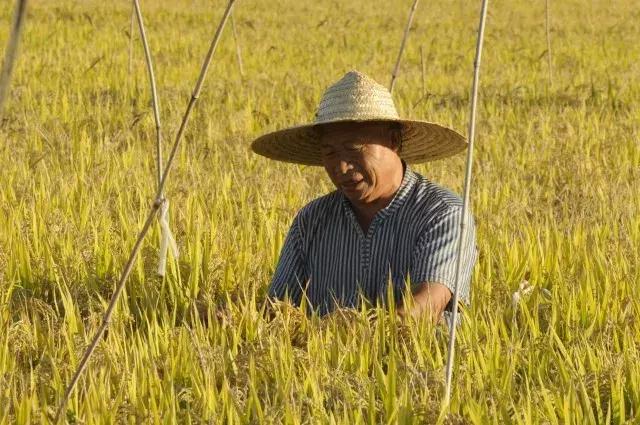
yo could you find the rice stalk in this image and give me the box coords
[52,1,237,421]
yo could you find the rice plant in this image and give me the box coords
[0,0,638,423]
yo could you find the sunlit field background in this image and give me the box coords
[1,0,639,423]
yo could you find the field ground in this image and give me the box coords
[1,0,639,423]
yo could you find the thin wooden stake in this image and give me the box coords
[545,0,553,88]
[128,3,135,76]
[132,0,178,276]
[389,0,420,94]
[230,12,244,78]
[133,0,162,188]
[443,0,489,407]
[155,0,236,201]
[420,45,426,100]
[53,1,237,422]
[0,0,29,119]
[53,202,160,424]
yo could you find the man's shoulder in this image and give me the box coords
[409,171,465,215]
[295,190,342,225]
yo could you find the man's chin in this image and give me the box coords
[341,188,368,203]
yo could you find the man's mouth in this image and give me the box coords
[340,179,364,191]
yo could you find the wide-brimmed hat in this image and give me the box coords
[250,70,467,166]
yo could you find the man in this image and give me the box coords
[251,71,478,322]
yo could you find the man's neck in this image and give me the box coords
[350,162,405,232]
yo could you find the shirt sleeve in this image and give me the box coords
[410,205,478,312]
[267,212,308,307]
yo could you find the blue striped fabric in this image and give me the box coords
[268,163,478,317]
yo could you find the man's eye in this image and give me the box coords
[322,149,336,157]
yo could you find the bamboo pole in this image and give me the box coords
[53,202,160,424]
[133,0,162,189]
[132,0,178,276]
[128,3,135,76]
[545,0,553,88]
[420,45,426,100]
[0,0,28,119]
[443,0,489,407]
[389,0,420,94]
[53,1,237,421]
[230,12,244,78]
[154,0,235,201]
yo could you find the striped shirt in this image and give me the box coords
[268,162,478,317]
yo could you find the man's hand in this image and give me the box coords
[396,282,452,322]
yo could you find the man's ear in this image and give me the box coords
[388,124,403,153]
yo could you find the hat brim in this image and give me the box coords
[250,119,467,166]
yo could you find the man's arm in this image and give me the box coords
[396,282,451,322]
[405,205,478,322]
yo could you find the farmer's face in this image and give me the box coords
[319,122,402,205]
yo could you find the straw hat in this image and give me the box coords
[250,70,467,165]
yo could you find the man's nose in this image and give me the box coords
[337,160,352,175]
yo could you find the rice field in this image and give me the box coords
[1,0,639,423]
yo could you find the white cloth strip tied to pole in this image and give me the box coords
[443,0,490,407]
[157,199,178,276]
